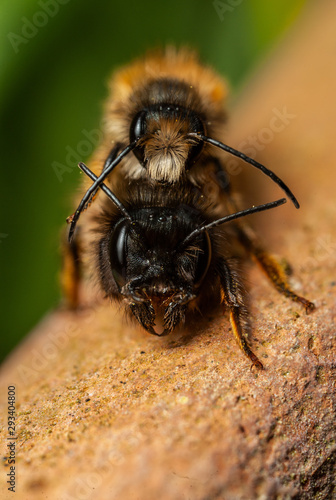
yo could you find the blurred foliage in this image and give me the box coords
[0,0,307,362]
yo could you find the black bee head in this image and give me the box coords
[100,204,211,335]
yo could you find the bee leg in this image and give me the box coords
[197,157,232,214]
[229,308,264,370]
[214,175,315,314]
[234,223,315,313]
[163,291,196,334]
[121,283,157,335]
[211,157,232,193]
[61,230,81,309]
[129,301,156,335]
[218,261,264,369]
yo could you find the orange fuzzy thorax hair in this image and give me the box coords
[110,47,228,106]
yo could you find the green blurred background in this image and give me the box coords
[0,0,307,362]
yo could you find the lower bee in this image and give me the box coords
[64,160,314,368]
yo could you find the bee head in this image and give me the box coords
[100,205,212,335]
[129,104,205,183]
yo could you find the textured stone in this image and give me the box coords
[1,1,335,498]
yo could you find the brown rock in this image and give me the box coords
[1,1,335,498]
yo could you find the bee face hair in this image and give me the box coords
[130,101,205,183]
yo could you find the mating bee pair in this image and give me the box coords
[63,48,314,369]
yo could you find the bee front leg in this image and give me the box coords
[129,301,157,336]
[163,290,196,334]
[217,260,264,369]
[121,282,157,335]
[229,307,264,370]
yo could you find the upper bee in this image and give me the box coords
[104,47,227,183]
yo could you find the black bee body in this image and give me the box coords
[96,183,223,335]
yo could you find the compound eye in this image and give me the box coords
[194,231,212,287]
[110,220,129,289]
[187,113,205,165]
[130,110,148,165]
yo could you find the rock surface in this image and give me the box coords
[1,1,335,498]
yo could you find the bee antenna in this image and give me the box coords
[188,133,299,209]
[66,141,137,241]
[67,163,132,242]
[181,198,287,248]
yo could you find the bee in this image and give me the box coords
[63,48,314,368]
